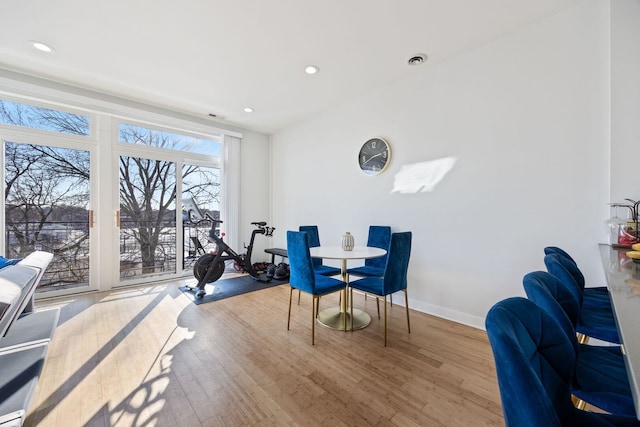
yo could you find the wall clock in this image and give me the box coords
[358,137,391,175]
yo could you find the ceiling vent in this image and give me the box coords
[407,53,428,66]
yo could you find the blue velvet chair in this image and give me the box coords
[544,254,621,344]
[299,226,341,277]
[348,231,411,346]
[347,226,391,278]
[346,225,391,318]
[544,246,611,308]
[486,297,640,427]
[286,231,346,345]
[523,271,635,417]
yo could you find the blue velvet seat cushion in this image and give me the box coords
[349,276,384,296]
[290,274,345,296]
[583,287,612,309]
[578,308,621,344]
[312,264,341,277]
[346,265,384,278]
[574,344,636,417]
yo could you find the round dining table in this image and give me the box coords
[309,245,387,331]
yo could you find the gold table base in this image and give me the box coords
[317,306,371,331]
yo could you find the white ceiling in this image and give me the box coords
[0,0,585,134]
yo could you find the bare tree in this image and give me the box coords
[2,99,220,284]
[4,142,90,263]
[0,100,89,135]
[118,125,219,275]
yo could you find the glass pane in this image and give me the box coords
[0,99,90,135]
[182,164,220,271]
[119,123,220,155]
[4,142,91,292]
[119,156,177,280]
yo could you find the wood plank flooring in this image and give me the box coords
[25,279,504,426]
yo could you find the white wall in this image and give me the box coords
[238,130,272,259]
[270,0,611,328]
[611,0,640,202]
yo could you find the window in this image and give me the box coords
[119,123,220,155]
[117,123,222,281]
[0,99,90,136]
[1,92,233,296]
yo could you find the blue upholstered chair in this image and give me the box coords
[349,231,411,346]
[544,246,611,308]
[346,225,391,318]
[347,226,391,278]
[286,231,346,345]
[486,297,640,427]
[544,254,620,344]
[523,271,635,417]
[298,226,341,277]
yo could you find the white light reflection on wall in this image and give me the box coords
[391,157,457,194]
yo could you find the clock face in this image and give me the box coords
[359,138,390,175]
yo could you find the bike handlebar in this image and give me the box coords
[201,212,273,235]
[204,213,223,224]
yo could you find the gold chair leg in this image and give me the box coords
[287,287,293,330]
[312,296,316,345]
[577,333,590,344]
[297,289,301,305]
[383,296,388,347]
[404,289,411,334]
[376,297,380,320]
[573,395,587,410]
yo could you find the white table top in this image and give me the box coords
[599,243,640,420]
[309,246,386,260]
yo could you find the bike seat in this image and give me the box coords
[252,221,267,227]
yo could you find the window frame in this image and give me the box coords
[0,82,241,295]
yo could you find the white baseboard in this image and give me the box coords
[388,292,486,331]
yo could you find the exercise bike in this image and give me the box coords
[189,213,275,298]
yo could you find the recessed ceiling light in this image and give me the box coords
[304,65,319,75]
[407,53,428,66]
[30,40,54,53]
[243,107,254,113]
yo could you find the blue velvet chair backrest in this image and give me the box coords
[486,297,577,426]
[544,246,576,264]
[544,254,583,306]
[544,247,586,290]
[365,226,391,269]
[381,232,412,295]
[287,230,316,294]
[299,225,322,268]
[522,271,580,352]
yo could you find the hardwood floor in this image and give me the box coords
[25,279,504,426]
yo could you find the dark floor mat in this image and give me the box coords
[179,274,289,304]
